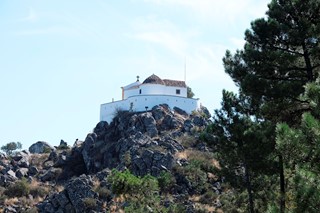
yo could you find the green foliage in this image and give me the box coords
[157,171,176,193]
[108,169,158,197]
[0,186,7,205]
[175,160,208,194]
[212,0,320,211]
[207,90,277,212]
[199,190,218,204]
[107,169,184,212]
[108,169,165,212]
[275,81,320,212]
[223,0,320,123]
[1,141,22,155]
[4,178,30,198]
[187,86,195,98]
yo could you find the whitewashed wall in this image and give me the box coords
[124,87,140,99]
[123,84,187,99]
[164,86,187,97]
[100,95,200,123]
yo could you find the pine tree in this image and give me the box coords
[219,1,320,211]
[223,0,320,123]
[207,90,275,212]
[1,142,22,155]
[276,81,320,212]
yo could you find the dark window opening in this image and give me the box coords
[176,89,180,95]
[139,89,142,94]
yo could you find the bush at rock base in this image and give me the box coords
[95,186,112,201]
[4,178,30,198]
[157,171,176,193]
[108,169,158,197]
[83,197,97,210]
[108,169,184,212]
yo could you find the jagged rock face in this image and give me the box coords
[12,150,31,168]
[0,104,216,212]
[0,151,32,187]
[72,105,210,176]
[37,175,100,213]
[29,141,55,154]
[0,170,18,187]
[0,152,6,160]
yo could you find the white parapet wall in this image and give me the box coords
[100,95,200,123]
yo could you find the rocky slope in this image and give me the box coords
[0,104,223,213]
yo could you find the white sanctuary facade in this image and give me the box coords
[100,74,200,123]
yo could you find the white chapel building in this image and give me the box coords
[100,74,200,123]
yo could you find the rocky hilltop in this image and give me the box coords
[0,104,223,213]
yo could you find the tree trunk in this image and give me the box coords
[279,155,286,213]
[302,43,314,82]
[244,162,255,213]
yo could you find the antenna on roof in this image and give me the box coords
[184,56,187,83]
[136,75,140,82]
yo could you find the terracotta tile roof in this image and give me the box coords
[142,74,165,85]
[142,74,186,88]
[163,79,186,87]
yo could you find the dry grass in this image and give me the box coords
[190,195,224,213]
[3,180,48,208]
[175,149,220,169]
[29,180,50,199]
[92,177,101,188]
[110,195,126,213]
[175,150,188,159]
[194,203,223,213]
[189,195,201,202]
[176,135,197,147]
[4,197,19,206]
[149,145,167,153]
[54,184,65,193]
[29,153,50,169]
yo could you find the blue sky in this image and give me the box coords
[0,0,270,150]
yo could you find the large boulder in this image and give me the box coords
[15,168,29,179]
[140,112,158,138]
[40,167,62,182]
[12,150,30,168]
[131,149,175,176]
[29,141,55,154]
[0,170,18,187]
[0,152,6,160]
[37,175,101,213]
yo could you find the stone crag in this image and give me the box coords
[0,105,222,213]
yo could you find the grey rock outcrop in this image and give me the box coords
[12,150,30,168]
[29,141,55,154]
[58,104,211,177]
[15,168,29,179]
[38,175,100,213]
[40,167,61,182]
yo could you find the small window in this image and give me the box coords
[139,89,142,94]
[176,89,180,95]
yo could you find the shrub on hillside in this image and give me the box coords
[158,171,176,193]
[174,160,208,194]
[4,179,30,198]
[83,197,97,210]
[95,186,112,201]
[30,185,49,198]
[108,169,175,212]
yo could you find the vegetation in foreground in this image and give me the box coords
[1,0,320,212]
